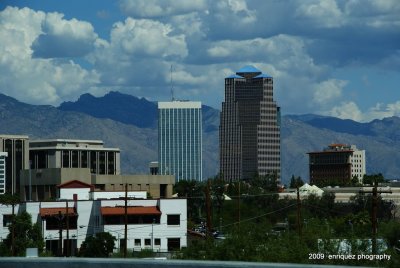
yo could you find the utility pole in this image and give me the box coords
[296,185,302,237]
[66,201,70,257]
[151,218,155,252]
[359,181,391,254]
[205,180,212,237]
[57,211,64,257]
[11,203,15,256]
[124,183,128,258]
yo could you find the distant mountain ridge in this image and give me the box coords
[1,91,400,184]
[58,92,400,182]
[59,91,158,128]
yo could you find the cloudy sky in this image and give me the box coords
[1,0,399,122]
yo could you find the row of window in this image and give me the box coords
[26,214,182,230]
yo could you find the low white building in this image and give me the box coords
[0,181,187,256]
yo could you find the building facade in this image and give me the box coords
[0,195,187,255]
[19,139,174,201]
[158,101,202,182]
[29,139,121,175]
[0,135,30,194]
[0,152,8,194]
[308,144,366,186]
[220,65,281,181]
[349,145,366,182]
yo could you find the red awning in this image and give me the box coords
[40,207,76,217]
[101,206,161,216]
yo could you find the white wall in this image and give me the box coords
[100,199,187,252]
[0,198,187,254]
[60,188,91,200]
[91,191,147,200]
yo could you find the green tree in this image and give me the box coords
[289,175,304,188]
[1,211,44,256]
[362,173,385,185]
[174,179,204,220]
[351,175,361,186]
[79,232,115,257]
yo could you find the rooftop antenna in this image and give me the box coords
[170,64,175,101]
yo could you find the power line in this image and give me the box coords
[220,203,297,228]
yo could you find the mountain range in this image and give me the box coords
[1,91,400,184]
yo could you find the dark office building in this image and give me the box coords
[220,65,281,181]
[0,135,30,194]
[308,144,354,186]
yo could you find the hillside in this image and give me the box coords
[1,92,400,184]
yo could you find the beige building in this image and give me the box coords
[20,139,174,201]
[29,139,121,175]
[20,168,174,201]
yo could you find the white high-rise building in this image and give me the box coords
[158,101,202,182]
[349,145,366,183]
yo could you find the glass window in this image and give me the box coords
[145,239,151,246]
[134,239,141,246]
[167,214,180,225]
[3,214,13,227]
[167,238,180,251]
[62,150,70,168]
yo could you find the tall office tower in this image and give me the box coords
[158,101,202,182]
[0,135,30,194]
[220,65,281,181]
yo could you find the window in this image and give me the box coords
[167,214,180,225]
[62,150,70,168]
[119,239,126,250]
[155,238,161,246]
[3,214,12,227]
[134,239,141,247]
[167,238,180,251]
[145,239,151,246]
[94,215,100,227]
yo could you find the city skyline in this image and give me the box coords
[1,0,399,123]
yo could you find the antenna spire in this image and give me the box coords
[170,65,175,101]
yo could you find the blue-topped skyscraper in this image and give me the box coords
[158,101,202,182]
[220,65,281,182]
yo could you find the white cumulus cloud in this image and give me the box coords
[313,79,347,105]
[32,12,98,58]
[295,0,344,28]
[119,0,207,18]
[0,7,100,105]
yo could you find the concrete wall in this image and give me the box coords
[0,258,312,268]
[60,188,91,200]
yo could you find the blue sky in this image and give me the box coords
[0,0,399,122]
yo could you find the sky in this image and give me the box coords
[0,0,399,122]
